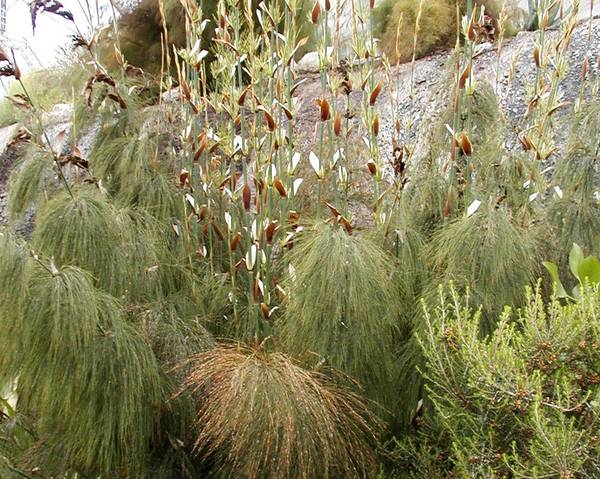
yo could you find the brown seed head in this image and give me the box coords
[273,177,287,197]
[459,131,473,156]
[318,98,331,121]
[367,160,377,176]
[369,82,383,106]
[230,232,242,251]
[311,1,321,24]
[334,111,342,136]
[242,183,252,211]
[533,46,541,68]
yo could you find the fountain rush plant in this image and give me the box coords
[278,222,399,408]
[517,0,580,200]
[176,0,311,340]
[361,0,388,210]
[385,5,553,424]
[180,342,381,479]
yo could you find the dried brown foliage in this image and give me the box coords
[180,343,380,479]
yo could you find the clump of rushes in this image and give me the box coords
[31,188,129,295]
[180,342,380,479]
[517,2,580,195]
[279,222,398,406]
[10,264,165,477]
[173,0,313,340]
[428,202,541,333]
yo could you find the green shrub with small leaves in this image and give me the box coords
[394,284,600,478]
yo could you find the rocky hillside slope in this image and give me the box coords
[0,15,598,226]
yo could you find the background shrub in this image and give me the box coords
[0,67,86,127]
[374,0,524,64]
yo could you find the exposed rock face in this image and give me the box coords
[375,16,599,173]
[0,124,26,225]
[291,16,599,176]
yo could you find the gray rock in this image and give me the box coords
[296,48,334,74]
[376,16,600,179]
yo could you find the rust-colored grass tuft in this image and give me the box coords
[180,343,380,479]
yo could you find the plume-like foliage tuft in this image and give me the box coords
[15,265,165,477]
[428,204,541,333]
[181,343,380,479]
[0,232,32,384]
[279,223,398,405]
[7,146,54,220]
[550,101,600,258]
[32,188,130,294]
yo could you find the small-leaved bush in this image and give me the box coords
[395,284,600,478]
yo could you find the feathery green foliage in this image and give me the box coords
[0,397,34,479]
[0,232,32,385]
[138,301,215,367]
[32,188,128,294]
[279,223,398,405]
[550,101,600,258]
[7,145,54,220]
[121,170,182,221]
[181,343,380,479]
[31,188,179,301]
[13,265,165,477]
[89,126,182,221]
[427,204,541,333]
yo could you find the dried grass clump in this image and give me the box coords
[181,343,380,479]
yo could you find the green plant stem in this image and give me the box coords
[14,73,74,200]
